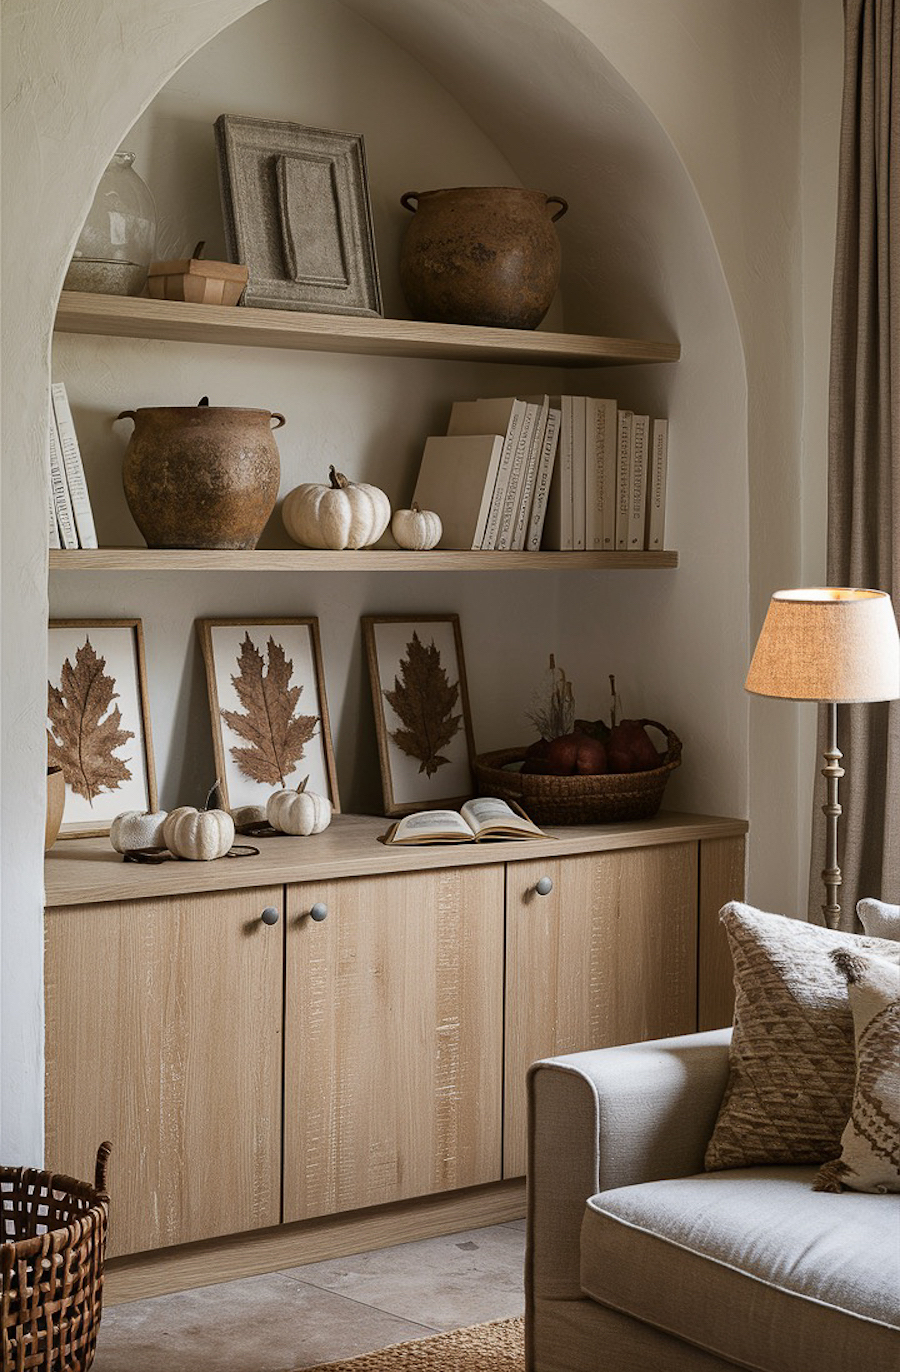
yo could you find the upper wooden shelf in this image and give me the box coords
[54,292,681,368]
[49,548,678,573]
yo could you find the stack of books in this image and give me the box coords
[48,382,97,551]
[410,395,668,553]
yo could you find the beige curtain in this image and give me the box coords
[810,0,900,928]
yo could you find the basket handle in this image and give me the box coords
[639,719,682,766]
[95,1140,113,1196]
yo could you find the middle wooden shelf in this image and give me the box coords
[48,547,679,573]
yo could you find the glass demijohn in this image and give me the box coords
[64,151,157,296]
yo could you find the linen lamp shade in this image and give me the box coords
[745,588,900,704]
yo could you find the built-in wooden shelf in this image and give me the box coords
[49,547,678,572]
[54,292,681,368]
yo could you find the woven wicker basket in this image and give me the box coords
[474,719,682,825]
[1,1143,111,1372]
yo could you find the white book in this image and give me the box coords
[584,398,617,550]
[646,418,669,550]
[496,401,540,551]
[559,396,575,549]
[48,484,61,549]
[614,410,634,550]
[526,404,560,551]
[628,413,651,550]
[510,397,549,551]
[51,382,97,549]
[48,408,78,549]
[448,398,527,550]
[570,396,587,550]
[411,434,503,550]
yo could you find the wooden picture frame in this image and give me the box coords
[197,617,339,814]
[362,615,476,817]
[215,114,383,317]
[48,619,157,838]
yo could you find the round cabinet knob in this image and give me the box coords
[535,876,554,896]
[260,906,280,926]
[309,902,328,922]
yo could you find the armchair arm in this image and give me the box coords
[526,1029,731,1301]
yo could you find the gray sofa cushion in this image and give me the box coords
[581,1167,900,1372]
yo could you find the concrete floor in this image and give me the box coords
[92,1220,526,1372]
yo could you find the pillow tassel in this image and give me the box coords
[813,1158,849,1193]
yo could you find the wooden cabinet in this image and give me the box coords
[43,813,746,1266]
[44,885,283,1259]
[283,867,504,1222]
[503,845,698,1176]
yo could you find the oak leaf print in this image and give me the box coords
[221,633,318,786]
[383,631,461,777]
[48,637,135,804]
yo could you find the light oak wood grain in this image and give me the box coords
[503,845,699,1176]
[55,291,680,367]
[44,886,283,1258]
[104,1178,525,1306]
[48,547,679,572]
[44,811,748,907]
[283,867,505,1221]
[697,834,746,1030]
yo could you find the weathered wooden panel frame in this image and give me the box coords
[215,115,383,317]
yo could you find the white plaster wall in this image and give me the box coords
[4,0,834,1160]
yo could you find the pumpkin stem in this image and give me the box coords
[329,466,350,490]
[204,780,221,811]
[296,776,309,794]
[411,502,420,513]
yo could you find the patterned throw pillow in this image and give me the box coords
[815,949,900,1193]
[704,903,900,1170]
[857,897,900,942]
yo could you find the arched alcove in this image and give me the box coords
[3,0,748,1161]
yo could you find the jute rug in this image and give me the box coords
[299,1316,524,1371]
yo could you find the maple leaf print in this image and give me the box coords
[383,631,461,778]
[48,637,135,804]
[221,633,318,786]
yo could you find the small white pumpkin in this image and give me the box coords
[391,503,442,551]
[267,777,332,836]
[163,804,235,861]
[109,808,168,853]
[282,466,391,550]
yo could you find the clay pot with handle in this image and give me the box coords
[398,186,568,329]
[117,398,284,549]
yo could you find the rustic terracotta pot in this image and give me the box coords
[399,186,568,329]
[117,403,284,549]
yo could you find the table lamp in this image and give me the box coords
[745,588,900,926]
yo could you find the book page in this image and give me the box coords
[390,809,474,841]
[460,797,543,837]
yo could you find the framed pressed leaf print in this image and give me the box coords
[362,615,475,816]
[198,618,339,814]
[48,619,157,837]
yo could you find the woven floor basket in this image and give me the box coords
[474,720,682,825]
[1,1143,111,1372]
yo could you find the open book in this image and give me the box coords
[382,797,548,846]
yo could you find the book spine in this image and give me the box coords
[472,436,504,549]
[480,402,525,549]
[600,401,618,550]
[526,406,561,551]
[614,411,633,550]
[48,485,61,549]
[559,396,574,550]
[51,383,98,549]
[496,402,537,550]
[646,418,669,550]
[586,399,616,551]
[571,397,587,551]
[628,413,650,550]
[511,398,548,550]
[48,409,79,549]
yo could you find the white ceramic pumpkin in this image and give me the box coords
[109,808,168,853]
[391,504,442,551]
[163,804,235,861]
[266,778,332,836]
[282,466,391,550]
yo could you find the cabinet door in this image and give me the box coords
[284,866,504,1223]
[504,844,698,1176]
[45,886,283,1258]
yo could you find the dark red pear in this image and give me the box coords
[606,720,663,773]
